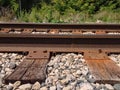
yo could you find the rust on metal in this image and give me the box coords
[22,28,33,33]
[26,50,50,59]
[0,23,120,84]
[84,49,108,60]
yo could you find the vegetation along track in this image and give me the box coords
[0,23,120,85]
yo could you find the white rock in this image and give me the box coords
[110,56,117,62]
[0,73,5,78]
[117,64,120,67]
[48,60,55,66]
[70,81,77,86]
[45,77,53,85]
[49,86,56,90]
[76,70,82,75]
[80,83,94,90]
[54,69,59,74]
[47,67,53,73]
[60,79,69,85]
[105,84,114,90]
[13,81,21,90]
[117,55,120,59]
[18,83,32,90]
[12,53,17,57]
[5,68,12,72]
[56,82,63,90]
[82,70,88,76]
[6,71,12,75]
[40,87,48,90]
[63,85,71,90]
[66,74,76,82]
[32,82,41,90]
[1,70,5,74]
[81,59,85,63]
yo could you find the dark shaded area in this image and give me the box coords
[0,37,120,45]
[0,23,120,29]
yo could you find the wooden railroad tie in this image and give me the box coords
[4,51,120,85]
[85,51,120,84]
[86,59,120,84]
[4,59,48,84]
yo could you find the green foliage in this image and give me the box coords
[0,0,120,23]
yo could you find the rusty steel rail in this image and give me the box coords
[0,23,119,57]
[0,23,120,84]
[0,23,120,57]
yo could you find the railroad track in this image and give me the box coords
[0,23,120,85]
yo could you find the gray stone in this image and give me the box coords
[87,78,96,83]
[0,78,2,88]
[66,74,76,82]
[113,84,120,90]
[54,63,59,68]
[6,85,13,90]
[49,86,56,90]
[41,82,45,87]
[56,81,63,90]
[18,83,32,90]
[32,81,41,90]
[47,67,53,73]
[70,81,77,87]
[9,62,16,69]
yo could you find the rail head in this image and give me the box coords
[0,23,120,29]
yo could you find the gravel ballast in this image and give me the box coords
[0,53,120,90]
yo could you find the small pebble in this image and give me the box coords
[49,86,56,90]
[9,62,16,69]
[63,85,71,90]
[80,83,94,90]
[105,84,114,90]
[40,86,48,90]
[0,53,120,90]
[113,84,120,90]
[6,85,13,90]
[18,83,32,90]
[13,81,21,90]
[32,82,41,90]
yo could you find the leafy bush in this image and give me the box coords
[0,0,120,23]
